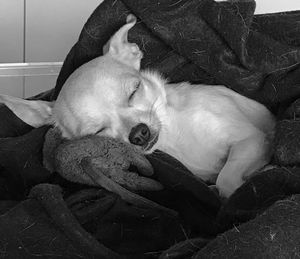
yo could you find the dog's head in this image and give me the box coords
[0,15,167,153]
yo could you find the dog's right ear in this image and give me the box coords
[0,94,53,128]
[104,14,143,70]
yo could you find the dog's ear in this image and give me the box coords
[104,14,143,70]
[0,94,53,128]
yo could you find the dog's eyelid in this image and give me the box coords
[128,80,141,101]
[133,80,141,91]
[95,127,106,134]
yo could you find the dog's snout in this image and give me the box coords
[129,123,151,146]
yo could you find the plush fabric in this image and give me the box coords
[1,0,300,257]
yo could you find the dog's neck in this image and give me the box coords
[141,70,192,112]
[154,81,194,153]
[165,83,192,109]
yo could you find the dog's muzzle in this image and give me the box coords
[129,123,151,146]
[129,123,158,151]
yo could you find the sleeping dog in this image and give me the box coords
[0,15,275,198]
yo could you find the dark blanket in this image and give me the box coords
[1,0,300,258]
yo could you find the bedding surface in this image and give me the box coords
[1,0,300,258]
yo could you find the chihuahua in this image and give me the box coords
[0,15,275,198]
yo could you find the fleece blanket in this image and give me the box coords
[1,0,300,258]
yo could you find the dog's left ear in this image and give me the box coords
[104,14,143,70]
[0,94,53,128]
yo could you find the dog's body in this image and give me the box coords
[156,82,274,183]
[0,15,275,198]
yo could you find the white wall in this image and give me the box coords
[255,0,300,14]
[0,0,101,97]
[26,0,103,63]
[0,0,24,97]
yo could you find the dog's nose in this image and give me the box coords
[129,123,151,146]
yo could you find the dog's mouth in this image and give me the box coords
[144,133,159,152]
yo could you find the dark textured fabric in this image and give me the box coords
[0,198,87,259]
[0,104,33,138]
[0,127,51,200]
[196,195,300,258]
[1,0,300,257]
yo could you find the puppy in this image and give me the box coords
[0,15,275,198]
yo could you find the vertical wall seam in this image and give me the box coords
[22,0,26,98]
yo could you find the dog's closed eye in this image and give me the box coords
[129,81,141,102]
[95,127,106,135]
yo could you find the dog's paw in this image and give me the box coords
[216,176,243,198]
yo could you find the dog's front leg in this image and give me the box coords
[216,132,271,198]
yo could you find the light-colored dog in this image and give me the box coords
[0,15,275,198]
